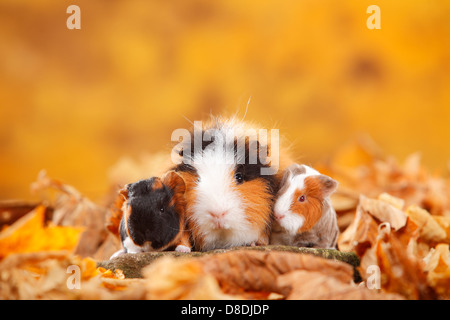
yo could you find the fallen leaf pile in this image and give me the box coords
[143,251,402,300]
[29,170,121,260]
[322,138,450,299]
[318,137,450,228]
[0,139,449,299]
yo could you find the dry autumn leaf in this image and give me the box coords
[31,171,109,258]
[336,190,449,299]
[360,195,407,231]
[423,244,450,299]
[200,250,354,295]
[143,250,357,300]
[277,270,403,300]
[321,140,450,218]
[0,206,83,260]
[337,200,379,255]
[432,216,450,243]
[405,205,447,243]
[373,224,435,300]
[144,256,239,300]
[0,251,145,299]
[378,192,405,210]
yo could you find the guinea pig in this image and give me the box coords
[110,171,191,259]
[270,163,339,249]
[172,117,292,251]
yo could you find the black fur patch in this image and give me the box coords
[125,178,180,249]
[175,128,277,194]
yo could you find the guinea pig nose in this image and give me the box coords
[275,214,285,220]
[208,211,227,218]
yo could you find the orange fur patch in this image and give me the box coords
[123,203,135,243]
[290,176,325,232]
[176,171,202,248]
[163,171,186,210]
[151,178,164,191]
[161,171,192,250]
[234,177,273,241]
[106,186,129,237]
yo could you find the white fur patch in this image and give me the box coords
[274,174,305,234]
[122,237,153,253]
[201,228,261,251]
[279,212,305,235]
[123,237,143,254]
[109,248,126,260]
[175,245,191,253]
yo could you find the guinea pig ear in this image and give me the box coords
[279,166,293,187]
[162,171,186,195]
[280,164,306,185]
[119,185,129,200]
[287,163,307,176]
[317,175,338,198]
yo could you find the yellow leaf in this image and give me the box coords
[0,205,83,260]
[424,244,450,298]
[405,205,447,243]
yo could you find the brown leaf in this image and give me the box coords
[432,216,450,243]
[423,244,450,299]
[339,194,438,299]
[374,224,436,299]
[405,205,447,243]
[0,251,146,300]
[31,171,109,257]
[359,195,407,230]
[278,270,403,300]
[143,250,355,299]
[144,256,240,300]
[199,250,355,296]
[338,200,379,255]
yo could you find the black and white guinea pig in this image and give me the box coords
[110,171,191,259]
[270,163,339,249]
[173,117,292,251]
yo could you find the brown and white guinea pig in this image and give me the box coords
[110,171,191,259]
[270,163,339,249]
[172,116,292,251]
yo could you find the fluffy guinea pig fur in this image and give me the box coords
[173,117,291,251]
[270,163,339,249]
[110,171,191,259]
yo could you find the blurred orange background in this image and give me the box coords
[1,0,449,202]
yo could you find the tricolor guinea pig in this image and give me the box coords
[270,163,339,249]
[173,117,291,251]
[110,171,191,259]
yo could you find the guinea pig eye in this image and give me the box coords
[160,206,165,213]
[298,195,306,202]
[234,172,244,184]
